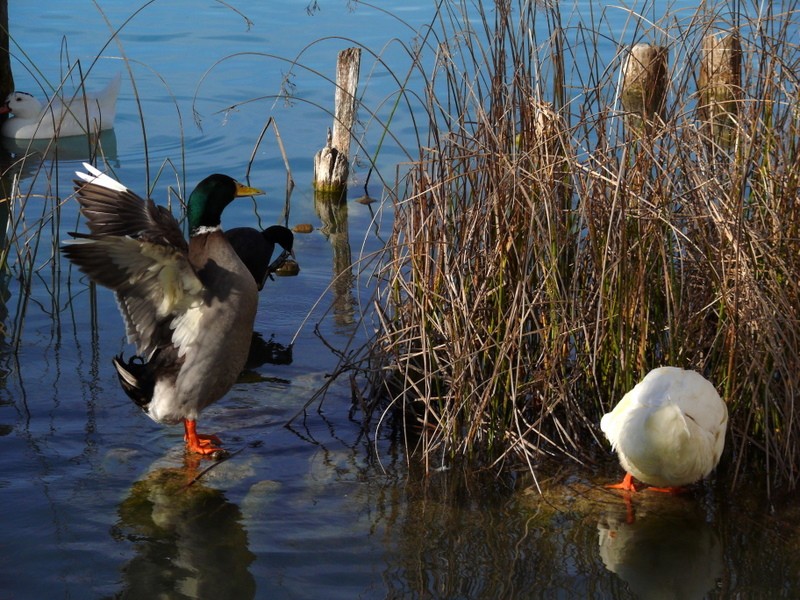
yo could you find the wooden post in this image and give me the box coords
[699,32,742,149]
[620,44,668,136]
[0,0,12,343]
[313,47,361,198]
[0,0,13,236]
[518,100,571,200]
[0,0,12,113]
[313,48,359,321]
[332,47,359,161]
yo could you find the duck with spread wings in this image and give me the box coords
[62,163,263,455]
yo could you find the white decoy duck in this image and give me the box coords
[61,163,263,455]
[601,367,728,492]
[0,74,120,139]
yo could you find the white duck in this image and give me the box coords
[0,73,121,139]
[601,367,728,492]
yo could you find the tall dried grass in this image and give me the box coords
[364,0,800,490]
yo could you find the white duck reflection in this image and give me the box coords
[598,506,723,599]
[0,128,117,162]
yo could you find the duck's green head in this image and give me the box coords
[187,174,264,234]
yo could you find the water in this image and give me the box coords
[2,1,800,598]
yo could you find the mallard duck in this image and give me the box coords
[601,367,728,492]
[225,225,295,290]
[61,162,262,455]
[0,74,120,139]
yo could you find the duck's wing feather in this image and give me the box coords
[73,163,187,249]
[63,164,202,359]
[63,234,204,359]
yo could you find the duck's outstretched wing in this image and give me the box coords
[62,164,202,359]
[73,162,187,250]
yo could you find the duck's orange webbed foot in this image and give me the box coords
[183,419,223,455]
[605,472,637,492]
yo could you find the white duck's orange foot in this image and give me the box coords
[183,419,223,455]
[605,472,637,492]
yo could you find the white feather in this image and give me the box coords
[193,225,222,235]
[75,161,128,192]
[170,305,205,357]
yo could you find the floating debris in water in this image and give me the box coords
[276,259,300,276]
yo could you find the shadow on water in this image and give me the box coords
[111,454,256,599]
[243,331,293,371]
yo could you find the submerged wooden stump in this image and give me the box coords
[313,129,348,199]
[517,100,572,204]
[699,32,742,149]
[313,47,361,198]
[0,0,12,112]
[620,44,668,137]
[0,0,14,208]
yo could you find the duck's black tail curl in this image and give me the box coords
[112,354,154,410]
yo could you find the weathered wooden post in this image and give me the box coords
[0,0,12,342]
[0,0,12,115]
[0,0,13,232]
[516,99,572,210]
[313,47,361,199]
[620,44,668,136]
[698,32,742,149]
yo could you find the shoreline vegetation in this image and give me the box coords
[357,0,799,493]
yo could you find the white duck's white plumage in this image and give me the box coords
[601,367,728,489]
[0,74,120,139]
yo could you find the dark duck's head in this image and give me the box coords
[261,225,295,259]
[225,225,295,290]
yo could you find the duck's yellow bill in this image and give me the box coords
[234,181,265,197]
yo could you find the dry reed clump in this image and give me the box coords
[365,1,800,490]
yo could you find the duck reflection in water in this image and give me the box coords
[597,501,723,599]
[112,455,256,599]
